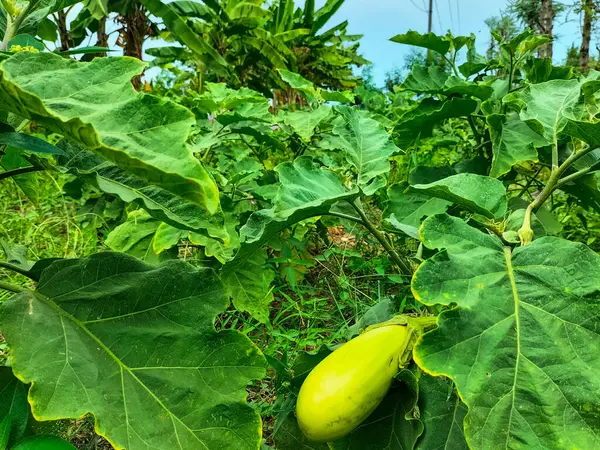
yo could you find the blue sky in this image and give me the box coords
[328,0,587,87]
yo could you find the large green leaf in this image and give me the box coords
[504,79,582,148]
[274,156,357,216]
[402,65,493,100]
[272,415,328,450]
[83,0,109,19]
[413,214,600,449]
[384,183,451,238]
[411,173,507,219]
[0,52,220,213]
[487,113,547,178]
[220,247,275,323]
[0,368,28,447]
[313,0,344,33]
[0,0,79,36]
[0,132,63,155]
[389,31,451,55]
[319,107,401,191]
[0,253,266,450]
[168,0,213,20]
[280,106,331,141]
[11,436,76,450]
[415,374,468,450]
[395,98,477,146]
[57,141,228,240]
[0,416,8,450]
[0,146,39,203]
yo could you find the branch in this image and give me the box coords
[531,146,599,213]
[0,165,44,181]
[467,116,483,144]
[519,146,599,245]
[556,161,600,189]
[350,200,413,275]
[325,211,366,226]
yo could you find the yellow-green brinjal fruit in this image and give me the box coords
[296,324,410,442]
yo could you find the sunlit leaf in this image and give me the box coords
[280,106,331,141]
[220,247,275,323]
[0,53,220,214]
[410,173,507,219]
[395,98,477,146]
[403,65,492,100]
[384,182,450,237]
[320,107,401,191]
[487,113,546,177]
[0,253,266,450]
[390,31,451,55]
[413,214,600,449]
[57,141,228,240]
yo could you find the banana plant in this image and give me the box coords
[267,0,369,93]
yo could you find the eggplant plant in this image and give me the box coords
[1,10,600,450]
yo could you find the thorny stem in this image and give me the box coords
[325,211,366,226]
[350,200,413,275]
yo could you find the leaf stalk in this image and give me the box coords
[0,280,25,293]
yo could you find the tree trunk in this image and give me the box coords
[539,0,554,58]
[97,16,109,51]
[123,4,147,89]
[57,10,70,52]
[580,0,594,72]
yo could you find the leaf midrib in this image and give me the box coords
[503,246,521,450]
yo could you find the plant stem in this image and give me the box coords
[555,161,600,189]
[0,261,31,278]
[502,53,515,114]
[0,1,34,51]
[518,166,544,198]
[325,211,366,225]
[1,15,13,51]
[407,315,438,332]
[197,62,206,94]
[467,116,483,144]
[520,146,599,245]
[350,200,412,275]
[0,280,25,294]
[0,166,44,181]
[531,146,598,213]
